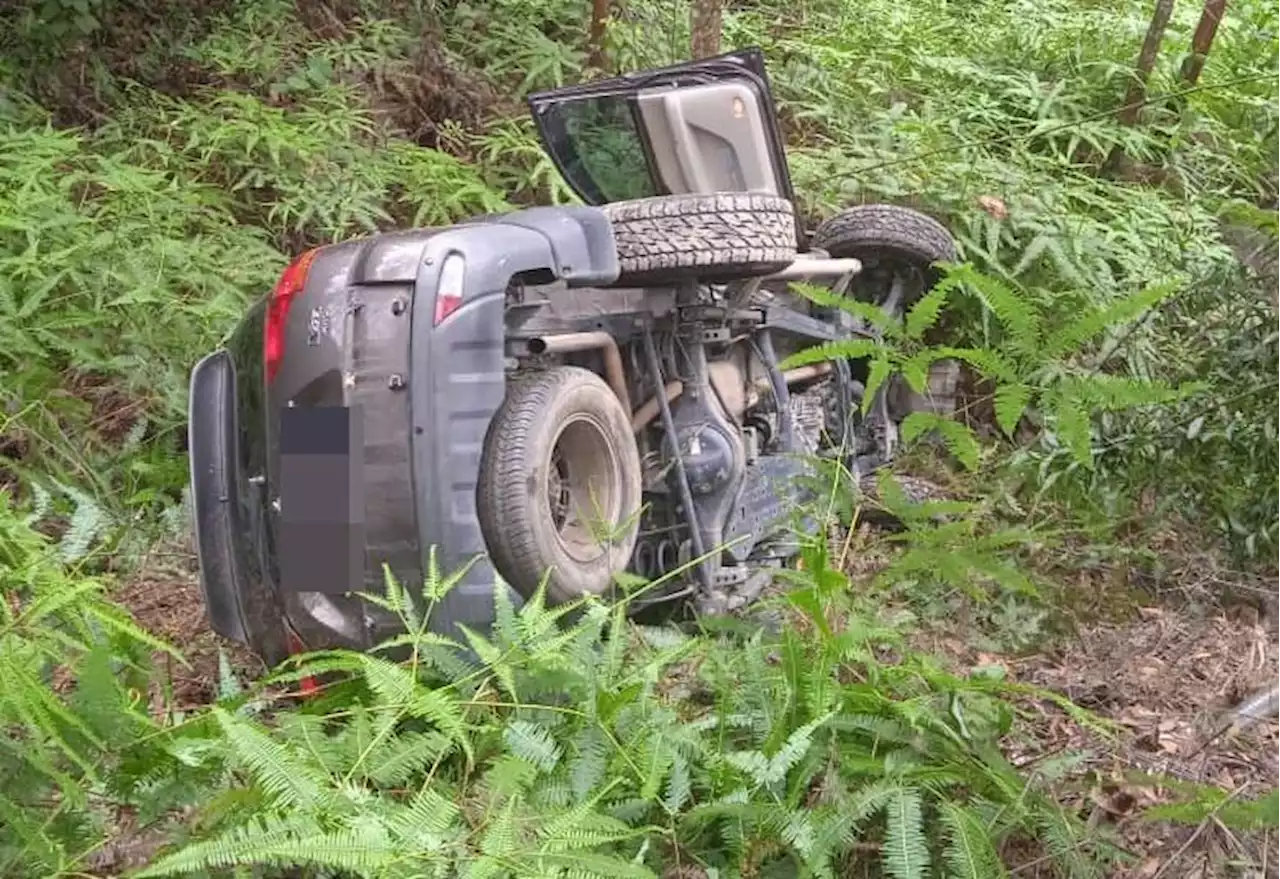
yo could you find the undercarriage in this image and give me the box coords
[489,255,924,615]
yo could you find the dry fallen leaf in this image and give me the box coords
[1135,856,1162,877]
[976,194,1008,219]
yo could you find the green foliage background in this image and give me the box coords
[0,0,1276,875]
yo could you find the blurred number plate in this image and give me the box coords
[278,405,365,594]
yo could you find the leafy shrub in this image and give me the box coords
[0,493,178,875]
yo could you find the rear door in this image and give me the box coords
[527,48,797,211]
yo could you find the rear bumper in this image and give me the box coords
[188,350,290,665]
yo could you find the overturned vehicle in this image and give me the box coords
[187,49,957,664]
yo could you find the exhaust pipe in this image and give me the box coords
[526,332,631,415]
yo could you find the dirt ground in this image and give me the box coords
[915,585,1278,878]
[115,539,266,708]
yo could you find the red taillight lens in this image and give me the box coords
[433,293,463,325]
[264,249,318,383]
[285,628,320,698]
[433,254,466,326]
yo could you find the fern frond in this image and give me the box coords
[355,653,468,747]
[939,800,1006,879]
[901,412,980,470]
[505,719,562,772]
[1035,804,1104,879]
[905,284,951,340]
[137,816,402,876]
[539,803,636,852]
[993,383,1032,436]
[1050,391,1093,468]
[459,623,519,699]
[790,281,904,336]
[392,786,462,842]
[535,850,657,878]
[1044,280,1178,359]
[570,726,610,802]
[942,265,1042,357]
[363,730,453,785]
[212,707,324,809]
[663,749,691,814]
[882,788,930,879]
[926,346,1017,383]
[779,338,883,370]
[863,357,893,413]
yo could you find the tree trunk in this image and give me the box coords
[587,0,611,72]
[1118,0,1176,126]
[690,0,723,59]
[1179,0,1227,86]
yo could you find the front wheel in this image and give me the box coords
[811,205,959,471]
[477,366,642,605]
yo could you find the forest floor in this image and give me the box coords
[116,506,1279,878]
[916,532,1280,875]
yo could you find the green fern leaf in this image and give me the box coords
[905,284,950,340]
[570,726,609,802]
[993,384,1032,436]
[863,357,893,413]
[212,707,324,809]
[779,338,883,370]
[479,796,520,858]
[364,730,453,785]
[392,786,462,843]
[1044,280,1178,359]
[945,265,1042,357]
[355,653,468,750]
[883,788,930,879]
[927,345,1017,382]
[137,818,400,875]
[664,749,691,813]
[790,282,904,337]
[459,623,519,698]
[535,851,656,878]
[505,719,562,772]
[1051,392,1093,468]
[939,801,1006,879]
[901,412,980,470]
[540,803,636,852]
[1035,805,1104,879]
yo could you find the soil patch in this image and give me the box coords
[115,539,264,709]
[915,595,1278,878]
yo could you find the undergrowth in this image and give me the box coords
[0,527,1132,878]
[0,0,1275,875]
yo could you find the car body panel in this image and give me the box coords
[189,206,620,656]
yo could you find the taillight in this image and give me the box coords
[285,628,320,698]
[433,253,466,326]
[264,249,318,383]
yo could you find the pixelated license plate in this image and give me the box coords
[277,405,365,594]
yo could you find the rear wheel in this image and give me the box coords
[478,367,642,604]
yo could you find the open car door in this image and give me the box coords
[527,48,797,212]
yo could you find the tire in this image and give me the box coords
[478,366,643,604]
[603,192,797,283]
[810,203,956,269]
